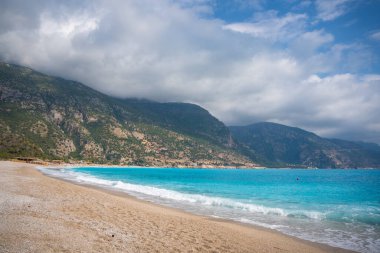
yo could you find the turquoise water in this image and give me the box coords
[41,167,380,252]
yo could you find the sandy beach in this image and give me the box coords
[0,161,354,253]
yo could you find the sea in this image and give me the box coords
[39,166,380,253]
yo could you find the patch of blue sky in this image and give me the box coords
[207,0,380,72]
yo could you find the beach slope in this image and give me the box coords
[0,161,352,253]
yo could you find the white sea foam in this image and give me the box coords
[39,167,324,220]
[38,167,380,253]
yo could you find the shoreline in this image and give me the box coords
[12,158,379,170]
[1,161,355,252]
[9,158,266,169]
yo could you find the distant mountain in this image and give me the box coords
[0,62,254,167]
[230,122,380,168]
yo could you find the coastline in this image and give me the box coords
[0,161,355,253]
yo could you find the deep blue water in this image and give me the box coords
[41,167,380,252]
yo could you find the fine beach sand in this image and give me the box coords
[0,161,354,253]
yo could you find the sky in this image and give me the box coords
[0,0,380,143]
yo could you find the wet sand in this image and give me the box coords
[0,161,354,253]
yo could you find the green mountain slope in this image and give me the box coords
[0,62,254,167]
[119,99,234,147]
[229,122,380,168]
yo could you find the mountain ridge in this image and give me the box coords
[229,122,380,168]
[0,62,254,167]
[1,62,379,168]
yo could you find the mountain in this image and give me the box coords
[229,122,380,168]
[2,62,379,168]
[0,62,255,167]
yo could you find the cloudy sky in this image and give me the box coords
[1,0,380,143]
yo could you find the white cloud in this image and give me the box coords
[212,70,380,143]
[39,13,99,37]
[298,74,380,141]
[223,11,307,41]
[291,29,334,56]
[315,0,352,21]
[0,0,379,143]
